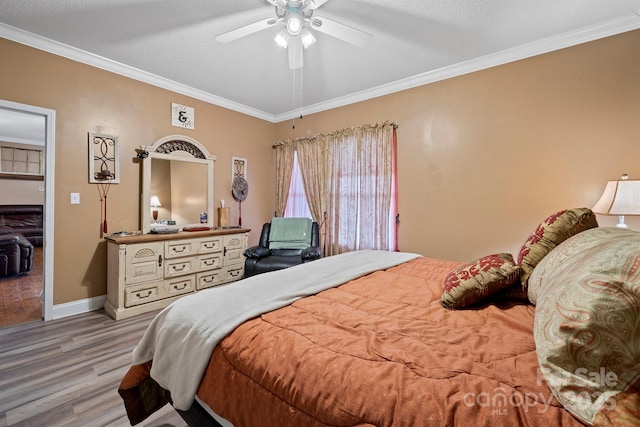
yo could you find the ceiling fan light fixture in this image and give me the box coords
[286,14,303,36]
[300,28,316,48]
[275,29,290,48]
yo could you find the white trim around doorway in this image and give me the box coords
[0,99,55,321]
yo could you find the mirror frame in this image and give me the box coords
[140,135,215,233]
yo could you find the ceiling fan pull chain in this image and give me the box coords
[292,63,297,129]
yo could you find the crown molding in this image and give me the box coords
[274,13,640,122]
[2,13,639,124]
[0,22,276,122]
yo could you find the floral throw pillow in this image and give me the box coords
[441,253,521,309]
[517,207,598,289]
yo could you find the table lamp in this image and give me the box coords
[592,174,640,228]
[150,195,162,223]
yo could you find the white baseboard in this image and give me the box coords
[52,295,107,320]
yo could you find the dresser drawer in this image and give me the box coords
[124,277,195,307]
[165,276,195,297]
[164,257,196,278]
[198,253,222,270]
[165,239,196,259]
[125,282,162,307]
[196,269,224,290]
[225,264,244,281]
[198,237,222,254]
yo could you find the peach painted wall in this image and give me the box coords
[0,38,275,305]
[274,29,640,262]
[1,29,639,306]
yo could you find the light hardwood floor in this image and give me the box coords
[0,247,43,328]
[0,309,188,427]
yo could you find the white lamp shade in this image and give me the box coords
[592,180,640,215]
[150,195,162,207]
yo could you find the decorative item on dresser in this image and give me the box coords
[104,228,249,320]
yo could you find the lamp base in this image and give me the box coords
[616,215,628,229]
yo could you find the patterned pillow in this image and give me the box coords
[495,282,530,303]
[441,253,521,309]
[517,207,597,289]
[532,227,640,425]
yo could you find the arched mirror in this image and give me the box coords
[140,135,215,233]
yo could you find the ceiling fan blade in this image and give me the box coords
[310,16,371,48]
[215,17,279,43]
[265,0,286,7]
[288,37,303,69]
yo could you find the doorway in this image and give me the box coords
[0,100,55,326]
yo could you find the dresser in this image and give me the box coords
[104,228,249,320]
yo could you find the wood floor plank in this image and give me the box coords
[0,308,187,427]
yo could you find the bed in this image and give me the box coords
[118,208,640,427]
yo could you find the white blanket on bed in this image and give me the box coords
[132,249,420,411]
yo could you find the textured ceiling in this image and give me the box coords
[1,0,639,122]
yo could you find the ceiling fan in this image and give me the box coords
[215,0,371,70]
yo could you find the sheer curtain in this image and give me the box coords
[274,121,397,256]
[323,123,395,255]
[283,151,312,218]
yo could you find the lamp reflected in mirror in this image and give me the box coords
[150,195,162,223]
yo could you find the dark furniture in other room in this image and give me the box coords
[0,233,33,277]
[0,204,44,247]
[243,218,321,277]
[0,205,40,278]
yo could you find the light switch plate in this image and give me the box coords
[70,192,80,204]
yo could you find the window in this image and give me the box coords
[284,145,398,252]
[284,151,312,219]
[277,122,397,255]
[0,144,44,179]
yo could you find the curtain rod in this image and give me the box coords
[272,121,398,149]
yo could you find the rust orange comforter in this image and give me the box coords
[195,257,585,426]
[120,257,587,426]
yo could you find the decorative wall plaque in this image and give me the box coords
[232,156,247,182]
[89,133,119,184]
[171,102,195,130]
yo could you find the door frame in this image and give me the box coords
[0,99,55,321]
